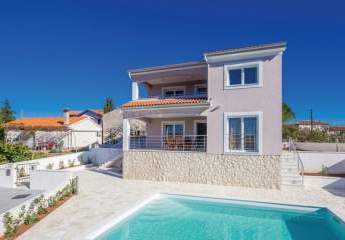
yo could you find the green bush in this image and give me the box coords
[321,165,328,176]
[68,159,75,168]
[0,142,31,163]
[23,201,38,225]
[59,161,65,169]
[3,212,20,238]
[46,163,54,170]
[31,151,48,160]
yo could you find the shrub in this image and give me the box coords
[34,195,48,215]
[49,148,62,154]
[59,161,65,169]
[3,212,20,238]
[70,177,78,194]
[47,196,57,208]
[46,163,54,170]
[68,159,75,168]
[321,165,328,176]
[17,166,28,178]
[0,154,6,164]
[31,151,48,160]
[23,201,38,225]
[0,142,31,163]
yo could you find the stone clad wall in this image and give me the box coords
[123,151,281,189]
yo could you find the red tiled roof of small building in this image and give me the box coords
[5,116,85,130]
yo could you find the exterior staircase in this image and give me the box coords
[281,150,304,188]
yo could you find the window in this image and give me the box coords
[162,86,186,97]
[224,112,262,154]
[225,62,262,88]
[162,122,184,136]
[194,84,207,95]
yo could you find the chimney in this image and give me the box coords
[63,108,70,125]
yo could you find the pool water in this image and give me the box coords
[96,195,345,240]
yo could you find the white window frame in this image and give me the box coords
[161,86,186,98]
[224,61,263,89]
[223,111,263,155]
[194,84,207,96]
[161,121,185,137]
[161,121,185,148]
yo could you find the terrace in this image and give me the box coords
[122,60,210,152]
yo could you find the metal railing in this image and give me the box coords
[129,135,207,152]
[288,138,304,185]
[15,162,39,185]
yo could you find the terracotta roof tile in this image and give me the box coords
[122,97,208,108]
[70,109,104,116]
[5,116,85,130]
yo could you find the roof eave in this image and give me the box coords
[204,42,287,63]
[122,102,210,111]
[128,61,207,77]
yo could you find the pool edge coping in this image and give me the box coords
[86,192,345,239]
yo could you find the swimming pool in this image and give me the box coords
[93,194,345,240]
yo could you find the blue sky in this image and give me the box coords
[0,0,344,121]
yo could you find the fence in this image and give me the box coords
[129,135,207,151]
[6,129,102,151]
[15,162,39,185]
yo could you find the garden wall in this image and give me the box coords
[296,142,345,152]
[19,152,88,170]
[0,170,74,235]
[298,151,345,174]
[123,151,281,189]
[0,164,15,188]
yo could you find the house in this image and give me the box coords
[5,109,101,150]
[69,109,104,125]
[121,42,286,189]
[295,120,329,131]
[102,108,146,144]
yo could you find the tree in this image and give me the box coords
[282,103,295,123]
[103,97,114,113]
[0,99,15,141]
[0,99,15,123]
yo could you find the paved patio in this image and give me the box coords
[18,169,345,240]
[0,187,43,215]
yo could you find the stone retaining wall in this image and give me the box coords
[123,151,281,189]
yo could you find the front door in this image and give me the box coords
[195,121,207,150]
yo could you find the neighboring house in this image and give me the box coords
[295,120,329,131]
[121,42,286,189]
[69,109,104,125]
[5,109,101,150]
[329,126,345,135]
[102,108,146,144]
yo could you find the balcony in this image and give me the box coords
[129,135,207,152]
